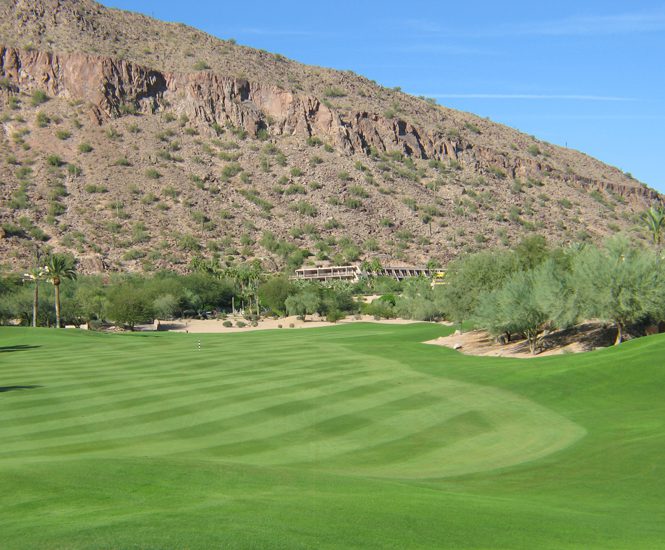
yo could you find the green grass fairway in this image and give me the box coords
[1,324,664,549]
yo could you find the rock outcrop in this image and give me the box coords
[1,45,657,203]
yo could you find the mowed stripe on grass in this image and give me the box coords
[1,324,664,549]
[0,327,581,478]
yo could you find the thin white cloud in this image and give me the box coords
[400,9,665,37]
[511,11,665,36]
[422,93,635,101]
[401,19,444,34]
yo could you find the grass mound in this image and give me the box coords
[1,324,664,548]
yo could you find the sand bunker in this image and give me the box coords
[150,315,427,334]
[426,323,618,359]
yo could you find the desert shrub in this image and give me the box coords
[290,201,317,217]
[30,90,49,106]
[402,198,418,211]
[464,121,481,134]
[285,184,306,195]
[122,249,145,261]
[326,309,345,323]
[36,112,50,127]
[55,130,72,141]
[324,218,341,229]
[177,234,200,251]
[349,185,369,198]
[46,154,63,167]
[105,127,122,140]
[239,189,273,212]
[1,222,25,237]
[362,299,395,319]
[221,162,242,179]
[323,87,346,98]
[488,166,507,179]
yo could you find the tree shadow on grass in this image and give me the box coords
[0,385,41,393]
[0,345,41,353]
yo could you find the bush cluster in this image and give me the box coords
[441,235,665,352]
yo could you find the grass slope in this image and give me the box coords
[0,324,664,549]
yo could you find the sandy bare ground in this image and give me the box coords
[145,315,434,334]
[425,323,619,359]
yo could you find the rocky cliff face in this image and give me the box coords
[0,46,442,159]
[1,45,657,204]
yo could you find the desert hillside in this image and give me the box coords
[0,0,660,273]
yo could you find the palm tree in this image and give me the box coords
[44,254,77,328]
[643,205,665,246]
[224,261,263,316]
[23,266,47,327]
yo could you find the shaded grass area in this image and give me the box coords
[0,324,664,549]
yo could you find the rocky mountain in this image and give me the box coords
[0,0,660,273]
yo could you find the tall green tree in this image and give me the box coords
[224,260,264,315]
[44,254,77,328]
[533,255,580,330]
[285,288,320,321]
[258,276,292,316]
[105,284,152,330]
[394,277,444,321]
[474,269,549,354]
[514,235,550,271]
[572,238,664,345]
[153,294,179,320]
[441,250,517,328]
[72,276,107,322]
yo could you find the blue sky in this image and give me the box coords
[103,0,665,193]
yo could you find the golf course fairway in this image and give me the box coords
[1,323,663,549]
